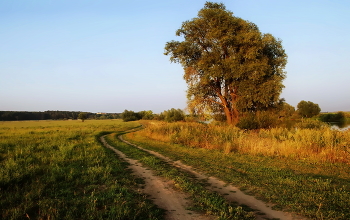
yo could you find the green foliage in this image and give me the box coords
[78,112,87,122]
[237,111,278,130]
[0,111,121,121]
[297,100,321,118]
[162,108,185,122]
[164,2,287,124]
[137,110,154,120]
[320,111,346,122]
[153,113,165,121]
[212,113,227,122]
[295,119,327,129]
[278,101,295,118]
[236,113,260,130]
[121,110,141,122]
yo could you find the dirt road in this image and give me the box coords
[101,135,213,220]
[101,133,306,220]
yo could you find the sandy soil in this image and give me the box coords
[118,135,308,220]
[100,135,214,220]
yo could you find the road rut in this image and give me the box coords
[118,134,307,220]
[101,135,213,220]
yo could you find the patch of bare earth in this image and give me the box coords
[119,135,308,220]
[101,136,214,220]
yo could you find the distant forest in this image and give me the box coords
[0,111,121,121]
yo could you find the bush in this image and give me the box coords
[319,112,346,122]
[237,111,278,130]
[297,100,321,118]
[237,113,259,130]
[212,113,227,122]
[162,108,185,122]
[295,119,327,129]
[138,110,154,120]
[121,110,141,122]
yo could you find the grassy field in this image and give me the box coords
[2,119,350,219]
[0,120,164,220]
[125,121,350,219]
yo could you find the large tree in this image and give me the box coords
[165,2,287,125]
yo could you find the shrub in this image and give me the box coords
[237,113,259,130]
[162,108,185,122]
[295,119,327,129]
[212,113,227,122]
[319,112,346,122]
[237,111,278,130]
[297,100,321,118]
[121,110,141,122]
[138,110,154,120]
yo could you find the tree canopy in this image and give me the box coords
[78,112,87,122]
[297,100,321,118]
[165,2,287,125]
[121,110,141,122]
[162,108,185,122]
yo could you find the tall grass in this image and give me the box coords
[0,120,164,220]
[125,122,350,219]
[139,121,350,163]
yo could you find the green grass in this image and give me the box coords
[125,127,350,220]
[0,120,164,220]
[105,133,255,219]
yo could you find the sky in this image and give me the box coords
[1,0,349,113]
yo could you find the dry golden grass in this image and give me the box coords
[139,121,350,164]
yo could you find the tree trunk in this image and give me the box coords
[223,106,239,125]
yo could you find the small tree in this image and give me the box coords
[163,108,185,122]
[297,100,321,118]
[78,112,87,122]
[278,102,295,118]
[121,110,141,122]
[138,110,154,120]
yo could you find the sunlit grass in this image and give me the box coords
[139,121,350,163]
[125,121,350,219]
[0,120,164,220]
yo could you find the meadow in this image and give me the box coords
[124,120,350,219]
[138,120,350,163]
[2,119,350,219]
[0,120,164,220]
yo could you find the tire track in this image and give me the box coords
[119,135,307,220]
[100,135,214,220]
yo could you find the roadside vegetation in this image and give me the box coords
[137,121,350,164]
[124,120,350,219]
[0,120,164,220]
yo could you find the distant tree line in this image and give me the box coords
[0,111,121,121]
[121,108,185,123]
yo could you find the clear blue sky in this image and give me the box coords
[1,0,349,113]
